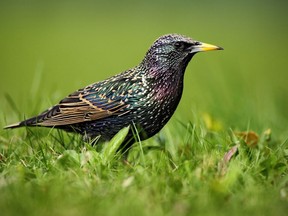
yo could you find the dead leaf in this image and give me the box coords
[223,145,239,163]
[235,131,259,147]
[218,145,239,176]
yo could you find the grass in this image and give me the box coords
[1,1,288,215]
[0,114,287,216]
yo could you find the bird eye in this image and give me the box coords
[174,41,193,52]
[174,41,190,51]
[194,41,201,46]
[174,42,182,48]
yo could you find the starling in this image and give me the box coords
[5,34,223,149]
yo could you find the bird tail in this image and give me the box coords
[4,115,42,129]
[4,122,22,129]
[4,105,63,130]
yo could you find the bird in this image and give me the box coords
[5,34,223,151]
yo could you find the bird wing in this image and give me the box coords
[35,87,130,127]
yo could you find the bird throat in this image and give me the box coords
[148,54,193,101]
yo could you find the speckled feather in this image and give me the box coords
[5,34,222,149]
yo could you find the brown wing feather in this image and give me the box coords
[35,91,129,127]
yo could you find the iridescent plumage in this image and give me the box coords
[5,34,223,149]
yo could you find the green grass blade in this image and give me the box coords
[101,126,130,164]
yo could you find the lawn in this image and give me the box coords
[0,1,288,216]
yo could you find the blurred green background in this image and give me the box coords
[1,0,287,136]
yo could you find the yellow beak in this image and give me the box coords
[191,42,223,53]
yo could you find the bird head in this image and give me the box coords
[141,34,223,72]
